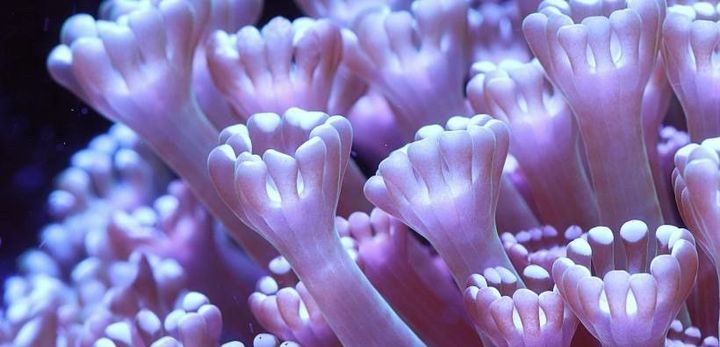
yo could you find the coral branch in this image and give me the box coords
[365,114,521,288]
[524,0,666,264]
[663,5,720,142]
[469,59,599,230]
[209,109,422,346]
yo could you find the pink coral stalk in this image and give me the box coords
[365,114,521,288]
[469,59,599,230]
[523,0,667,264]
[663,5,720,142]
[337,209,480,345]
[642,55,677,223]
[208,109,422,345]
[426,116,541,234]
[673,137,720,335]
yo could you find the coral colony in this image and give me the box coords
[10,0,720,345]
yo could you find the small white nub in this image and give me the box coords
[49,44,73,62]
[542,226,558,239]
[685,327,702,339]
[136,309,162,334]
[182,292,209,311]
[483,267,502,285]
[669,319,683,333]
[655,224,679,247]
[415,124,445,141]
[480,267,518,292]
[667,5,696,20]
[154,195,179,221]
[588,226,614,245]
[523,264,550,280]
[567,238,591,256]
[564,225,583,240]
[89,134,118,154]
[19,250,56,275]
[691,144,720,165]
[219,124,248,143]
[114,148,140,169]
[109,124,139,147]
[48,190,77,215]
[515,230,531,243]
[132,207,157,227]
[105,321,132,345]
[156,259,185,283]
[470,61,499,76]
[253,333,280,347]
[217,31,240,55]
[256,276,279,294]
[619,220,648,243]
[72,258,102,283]
[702,137,720,154]
[164,309,185,333]
[268,256,292,275]
[693,2,716,20]
[445,116,471,131]
[252,113,282,133]
[285,108,328,131]
[703,336,720,347]
[497,267,517,284]
[501,232,516,244]
[339,236,356,250]
[529,228,543,241]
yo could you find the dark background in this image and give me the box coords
[0,1,302,276]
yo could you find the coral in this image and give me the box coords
[13,0,720,345]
